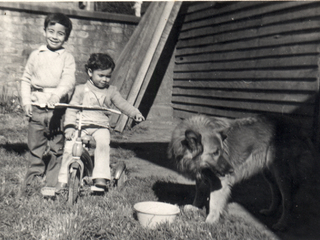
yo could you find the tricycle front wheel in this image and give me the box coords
[68,169,80,205]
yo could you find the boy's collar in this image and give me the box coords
[39,45,65,54]
[87,79,110,91]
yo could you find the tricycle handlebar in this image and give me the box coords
[31,103,122,115]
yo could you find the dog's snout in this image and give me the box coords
[199,161,209,169]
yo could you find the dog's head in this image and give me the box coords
[168,115,234,181]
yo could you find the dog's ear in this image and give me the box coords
[217,128,229,142]
[219,129,228,142]
[185,129,203,156]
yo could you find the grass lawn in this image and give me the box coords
[0,113,277,240]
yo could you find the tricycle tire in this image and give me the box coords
[68,169,80,205]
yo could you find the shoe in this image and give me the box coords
[55,182,68,194]
[93,178,108,189]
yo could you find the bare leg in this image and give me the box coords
[206,176,233,223]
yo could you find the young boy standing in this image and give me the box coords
[20,13,76,192]
[56,53,144,192]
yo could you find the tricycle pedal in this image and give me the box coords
[41,187,56,196]
[90,185,105,192]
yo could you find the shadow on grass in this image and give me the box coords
[152,175,320,240]
[152,181,195,206]
[0,142,28,154]
[110,140,320,240]
[111,142,276,224]
[110,141,177,172]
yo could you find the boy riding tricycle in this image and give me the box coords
[40,103,132,204]
[42,53,145,203]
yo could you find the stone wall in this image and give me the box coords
[0,2,138,97]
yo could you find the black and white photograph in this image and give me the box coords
[0,1,319,239]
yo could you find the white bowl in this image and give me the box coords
[134,201,180,228]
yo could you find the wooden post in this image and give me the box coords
[115,1,175,132]
[109,2,165,127]
[126,2,182,127]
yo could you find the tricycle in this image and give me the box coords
[38,103,127,204]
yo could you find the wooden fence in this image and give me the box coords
[173,1,320,141]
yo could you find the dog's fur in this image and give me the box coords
[168,114,317,231]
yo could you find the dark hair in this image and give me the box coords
[85,53,115,73]
[44,13,73,41]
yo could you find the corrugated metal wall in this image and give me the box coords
[173,1,320,138]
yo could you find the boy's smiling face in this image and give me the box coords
[43,23,67,50]
[88,68,112,89]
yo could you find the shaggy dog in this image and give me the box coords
[168,114,317,231]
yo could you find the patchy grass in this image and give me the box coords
[0,113,277,240]
[0,85,22,114]
[110,147,136,160]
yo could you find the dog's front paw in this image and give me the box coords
[205,211,220,224]
[184,204,199,212]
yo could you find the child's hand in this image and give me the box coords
[47,94,60,108]
[24,104,32,117]
[134,113,145,122]
[65,128,76,140]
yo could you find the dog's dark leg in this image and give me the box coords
[260,168,282,216]
[184,179,209,214]
[272,163,293,231]
[193,178,209,208]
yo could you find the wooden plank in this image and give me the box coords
[171,96,315,116]
[110,2,165,91]
[177,31,320,52]
[126,2,182,128]
[180,17,320,42]
[181,2,319,34]
[173,106,253,119]
[175,45,319,63]
[184,1,274,23]
[173,69,318,80]
[109,2,165,126]
[182,2,312,29]
[172,103,315,120]
[172,88,317,103]
[115,1,175,132]
[177,20,320,48]
[176,35,320,56]
[181,5,320,40]
[173,80,318,91]
[174,56,318,72]
[173,103,259,118]
[173,108,315,137]
[134,2,182,108]
[185,1,217,13]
